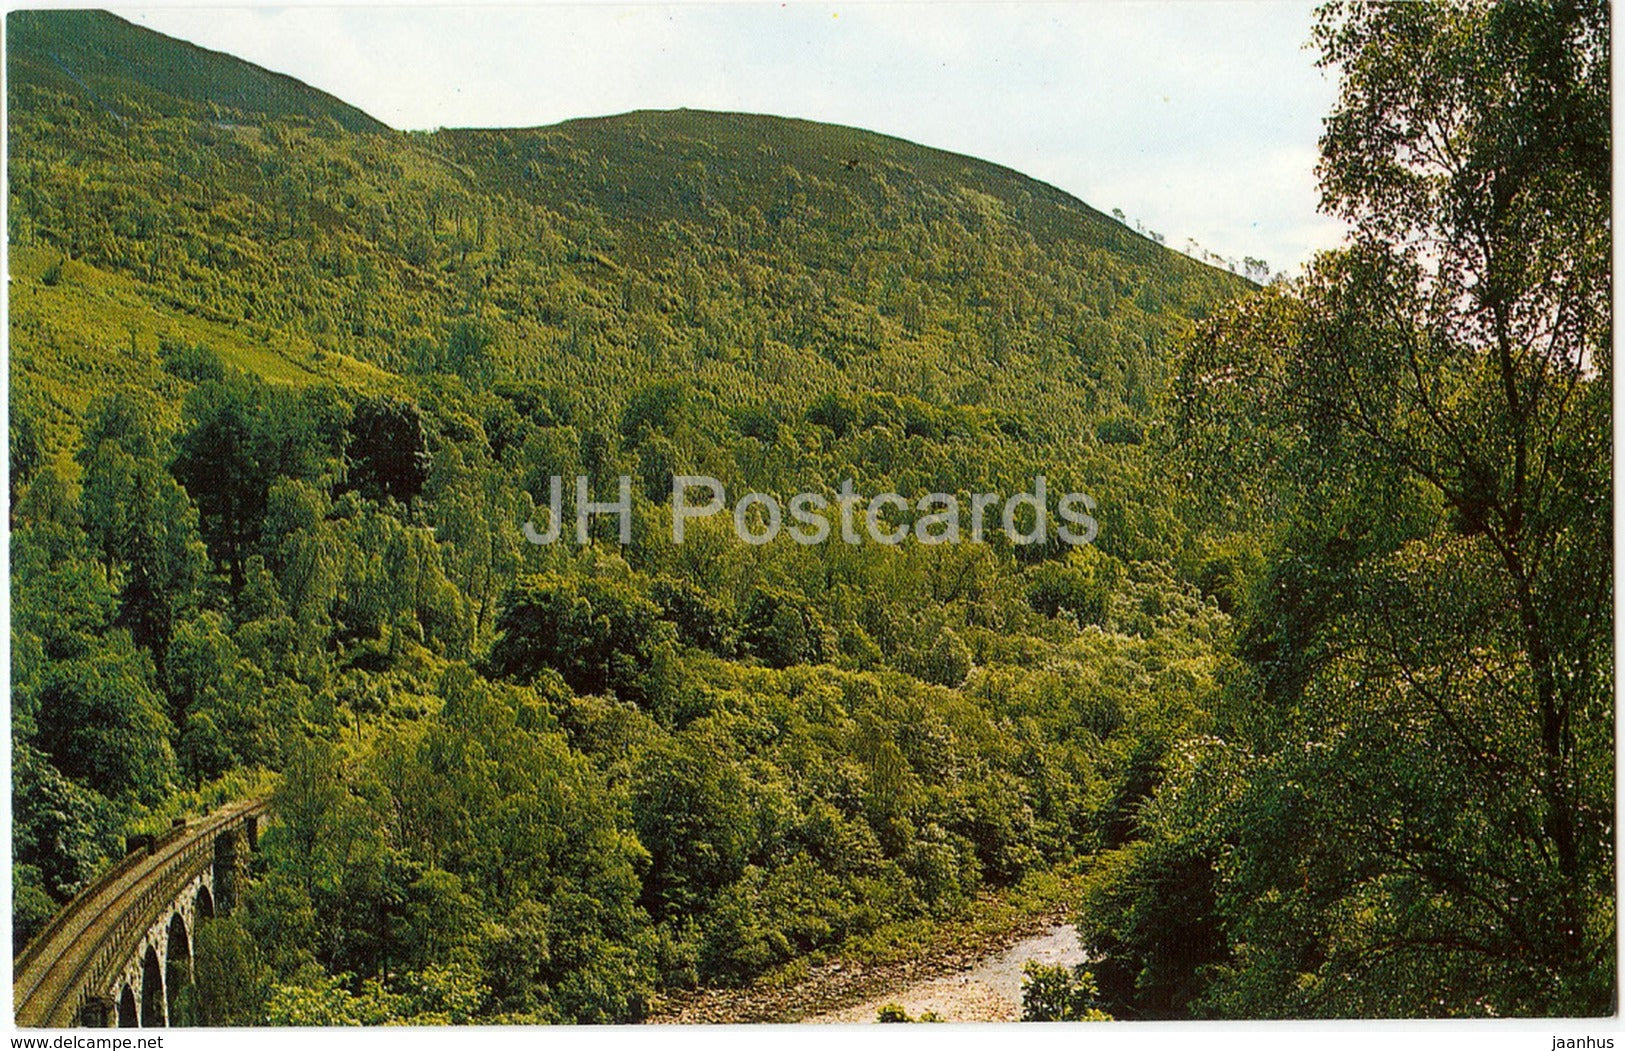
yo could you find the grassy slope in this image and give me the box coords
[10,244,400,469]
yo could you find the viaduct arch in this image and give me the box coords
[13,799,268,1028]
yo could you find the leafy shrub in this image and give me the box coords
[1025,550,1122,626]
[1021,961,1111,1021]
[489,573,674,700]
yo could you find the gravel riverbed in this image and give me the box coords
[804,923,1086,1024]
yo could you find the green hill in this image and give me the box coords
[9,9,1256,1025]
[437,107,1165,269]
[8,11,1247,455]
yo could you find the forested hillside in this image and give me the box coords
[8,3,1611,1025]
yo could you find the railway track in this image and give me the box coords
[13,798,270,1028]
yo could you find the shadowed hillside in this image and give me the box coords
[8,9,385,132]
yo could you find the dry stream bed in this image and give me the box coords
[651,903,1086,1025]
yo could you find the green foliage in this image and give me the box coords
[10,743,123,903]
[620,380,693,445]
[634,731,753,921]
[159,339,228,385]
[33,643,176,804]
[192,916,269,1025]
[10,395,43,510]
[172,372,340,588]
[741,586,830,669]
[488,572,674,700]
[264,969,407,1026]
[1021,961,1112,1021]
[648,574,738,657]
[873,1002,943,1022]
[11,865,58,954]
[239,669,658,1023]
[166,612,278,781]
[1075,830,1225,1019]
[7,10,386,132]
[71,390,209,652]
[1111,0,1616,1020]
[15,2,1601,1025]
[1025,548,1121,626]
[346,395,431,505]
[911,629,971,688]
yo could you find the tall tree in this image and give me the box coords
[77,393,208,654]
[346,396,432,506]
[173,373,338,590]
[1170,0,1611,1016]
[173,375,267,590]
[33,643,177,804]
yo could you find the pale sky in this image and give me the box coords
[119,2,1348,272]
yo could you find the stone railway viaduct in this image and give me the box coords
[13,798,269,1028]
